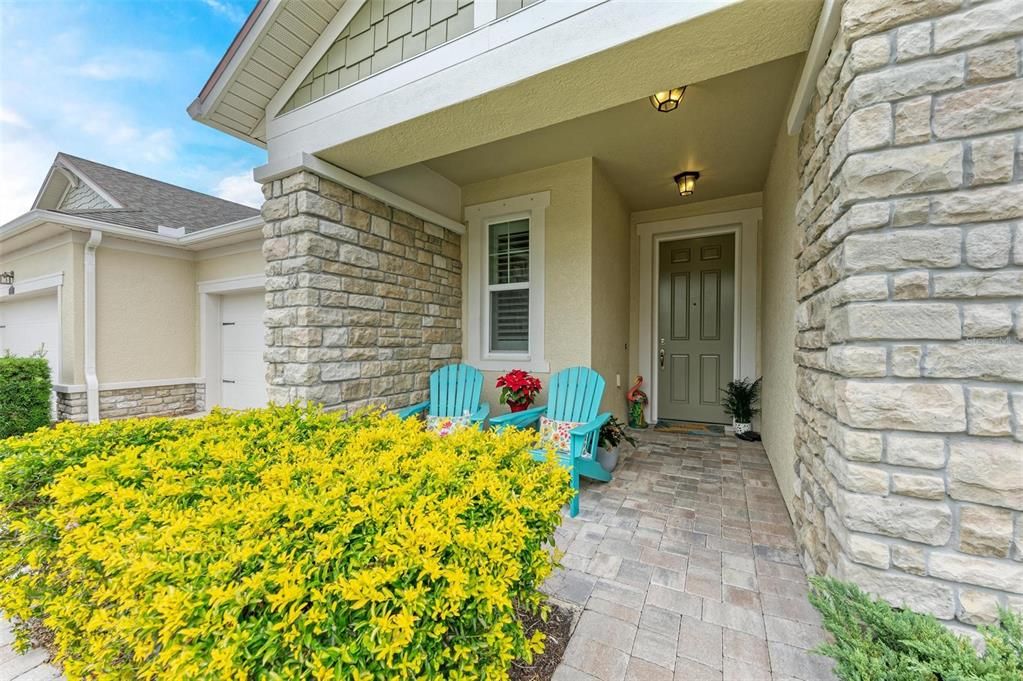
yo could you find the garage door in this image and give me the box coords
[220,291,266,410]
[0,293,59,380]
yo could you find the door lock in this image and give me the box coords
[659,348,665,369]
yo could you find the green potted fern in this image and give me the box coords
[721,377,761,435]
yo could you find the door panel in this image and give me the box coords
[0,294,59,381]
[657,233,735,423]
[220,291,266,410]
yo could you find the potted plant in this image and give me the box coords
[595,415,637,472]
[721,377,762,435]
[496,369,542,412]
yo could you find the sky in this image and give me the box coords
[0,0,266,224]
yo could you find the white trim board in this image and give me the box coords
[636,208,761,424]
[787,0,843,135]
[198,275,267,409]
[464,191,549,373]
[255,152,465,235]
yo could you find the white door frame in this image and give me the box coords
[198,275,266,409]
[636,208,760,423]
[0,272,64,384]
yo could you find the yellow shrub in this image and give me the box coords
[0,406,572,679]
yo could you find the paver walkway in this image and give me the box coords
[0,618,60,681]
[544,428,837,681]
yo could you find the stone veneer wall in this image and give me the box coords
[792,0,1023,630]
[260,170,462,412]
[55,383,204,422]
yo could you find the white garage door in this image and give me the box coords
[220,291,267,410]
[0,293,59,380]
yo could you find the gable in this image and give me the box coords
[58,181,114,211]
[280,0,476,115]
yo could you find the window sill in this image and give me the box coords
[471,356,551,373]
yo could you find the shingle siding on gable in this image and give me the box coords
[496,0,538,19]
[281,0,475,114]
[58,182,112,211]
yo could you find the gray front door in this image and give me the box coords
[657,233,735,424]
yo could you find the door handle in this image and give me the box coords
[659,349,665,369]
[222,379,236,384]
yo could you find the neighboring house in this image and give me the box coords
[0,153,268,422]
[187,0,1023,631]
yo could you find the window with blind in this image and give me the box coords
[487,218,530,352]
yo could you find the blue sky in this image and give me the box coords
[0,0,266,223]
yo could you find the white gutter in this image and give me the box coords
[84,229,102,423]
[254,152,466,235]
[0,210,263,250]
[786,0,843,135]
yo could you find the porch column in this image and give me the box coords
[793,0,1022,630]
[259,170,462,412]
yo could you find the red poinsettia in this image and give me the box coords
[496,369,542,410]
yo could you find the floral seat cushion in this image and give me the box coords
[538,416,591,457]
[426,414,471,436]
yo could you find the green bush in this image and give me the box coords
[0,406,572,679]
[809,577,1023,681]
[0,355,52,439]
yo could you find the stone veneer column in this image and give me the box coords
[792,0,1023,630]
[260,170,462,412]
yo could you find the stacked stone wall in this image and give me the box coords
[260,170,462,412]
[55,382,203,422]
[792,0,1023,630]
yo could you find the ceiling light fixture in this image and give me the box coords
[673,171,700,197]
[649,86,686,112]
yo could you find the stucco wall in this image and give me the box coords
[196,244,264,283]
[95,245,196,382]
[590,161,630,418]
[760,122,801,513]
[461,158,594,409]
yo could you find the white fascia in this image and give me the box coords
[786,0,843,135]
[265,0,735,159]
[0,210,263,251]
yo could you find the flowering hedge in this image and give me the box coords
[0,406,572,679]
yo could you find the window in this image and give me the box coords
[487,218,530,352]
[465,192,549,372]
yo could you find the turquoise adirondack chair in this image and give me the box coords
[490,367,611,517]
[397,363,490,427]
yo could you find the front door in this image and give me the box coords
[657,233,735,424]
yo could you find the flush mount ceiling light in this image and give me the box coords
[673,171,700,197]
[649,86,686,112]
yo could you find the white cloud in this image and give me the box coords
[0,134,57,224]
[200,0,249,24]
[0,106,30,128]
[75,49,167,81]
[213,171,262,207]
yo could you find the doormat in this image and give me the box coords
[654,420,726,436]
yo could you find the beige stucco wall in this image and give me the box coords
[95,245,196,382]
[0,235,82,384]
[461,158,595,410]
[759,122,800,513]
[195,244,264,283]
[590,161,631,418]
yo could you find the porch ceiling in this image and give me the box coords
[424,55,802,211]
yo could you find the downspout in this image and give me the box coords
[84,229,102,423]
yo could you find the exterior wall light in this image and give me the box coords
[649,86,686,112]
[0,271,13,295]
[674,171,700,197]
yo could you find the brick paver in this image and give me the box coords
[547,429,836,681]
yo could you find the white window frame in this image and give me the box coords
[465,191,549,372]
